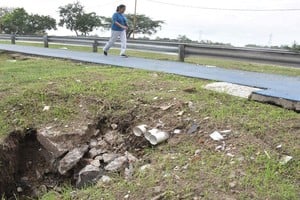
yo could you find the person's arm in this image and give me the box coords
[115,21,128,30]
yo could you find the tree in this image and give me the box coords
[103,14,164,39]
[58,2,102,36]
[0,8,56,34]
[177,35,192,43]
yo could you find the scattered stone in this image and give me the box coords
[276,144,282,149]
[229,181,237,188]
[94,155,103,161]
[188,101,196,111]
[89,148,106,159]
[226,153,235,157]
[280,155,293,165]
[194,149,201,155]
[105,156,127,171]
[58,145,89,175]
[17,187,23,193]
[125,151,138,163]
[177,111,185,116]
[140,164,151,172]
[187,123,199,134]
[173,129,182,134]
[43,106,50,111]
[97,139,108,149]
[111,124,118,130]
[99,175,112,183]
[124,194,130,199]
[125,164,134,180]
[76,165,103,188]
[210,131,224,141]
[37,130,69,158]
[104,130,123,145]
[103,153,119,163]
[89,139,98,148]
[160,104,173,111]
[90,159,101,167]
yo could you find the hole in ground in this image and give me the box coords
[0,114,151,199]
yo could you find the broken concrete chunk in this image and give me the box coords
[58,145,89,175]
[104,130,123,145]
[88,148,106,159]
[76,165,103,188]
[89,139,98,148]
[105,156,127,171]
[37,129,69,158]
[102,153,119,163]
[90,159,101,167]
[210,131,224,141]
[280,155,293,165]
[187,123,199,134]
[125,151,138,163]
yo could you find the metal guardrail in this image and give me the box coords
[0,34,299,66]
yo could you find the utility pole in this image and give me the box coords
[133,0,137,39]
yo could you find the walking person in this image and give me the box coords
[103,4,128,58]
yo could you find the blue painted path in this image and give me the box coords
[1,44,299,110]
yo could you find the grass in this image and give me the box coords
[0,52,299,199]
[1,40,300,77]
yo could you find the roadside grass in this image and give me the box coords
[1,40,300,77]
[0,53,299,199]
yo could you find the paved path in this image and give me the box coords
[1,44,299,111]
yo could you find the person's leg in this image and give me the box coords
[120,30,127,55]
[103,31,120,53]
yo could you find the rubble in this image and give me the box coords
[210,131,224,141]
[76,165,103,188]
[58,145,89,175]
[105,156,128,171]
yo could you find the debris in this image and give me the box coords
[177,111,185,116]
[75,79,81,83]
[215,141,226,151]
[76,165,103,188]
[60,47,68,50]
[17,187,23,193]
[99,175,111,183]
[124,163,134,180]
[276,144,282,149]
[89,148,106,159]
[194,149,201,155]
[173,129,182,134]
[229,181,237,188]
[105,156,127,171]
[153,96,158,100]
[125,151,138,163]
[280,155,293,165]
[187,123,199,134]
[58,145,89,175]
[188,101,196,111]
[220,130,232,134]
[226,153,235,157]
[140,164,151,172]
[133,125,148,137]
[160,104,173,111]
[103,153,119,163]
[111,124,118,130]
[210,131,224,141]
[43,106,50,111]
[264,150,271,159]
[148,130,170,145]
[124,194,130,199]
[89,139,98,148]
[203,117,210,120]
[90,159,101,167]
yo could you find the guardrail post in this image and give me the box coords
[93,40,98,53]
[11,34,16,45]
[178,44,185,62]
[43,35,49,48]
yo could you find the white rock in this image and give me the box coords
[125,151,138,163]
[103,153,119,163]
[210,131,224,141]
[280,155,293,165]
[174,129,182,134]
[91,159,101,167]
[99,175,111,183]
[43,106,50,111]
[17,187,23,193]
[105,156,127,171]
[139,164,151,172]
[111,124,118,130]
[220,130,232,134]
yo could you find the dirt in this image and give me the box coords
[0,112,153,199]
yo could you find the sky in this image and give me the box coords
[1,0,300,46]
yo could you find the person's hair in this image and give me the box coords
[116,4,126,12]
